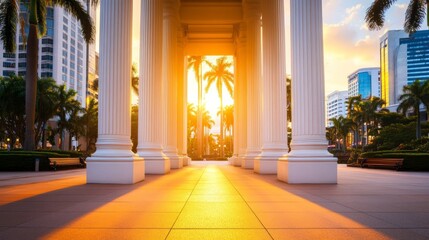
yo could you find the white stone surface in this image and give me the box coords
[86,0,144,184]
[162,0,182,169]
[279,0,337,183]
[138,0,170,174]
[256,0,288,174]
[242,0,262,169]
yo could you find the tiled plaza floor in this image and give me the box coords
[0,162,429,240]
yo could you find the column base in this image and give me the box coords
[229,155,241,166]
[184,156,191,166]
[138,150,170,174]
[169,155,183,169]
[87,156,145,184]
[241,150,260,169]
[278,151,337,184]
[254,157,277,174]
[254,148,287,174]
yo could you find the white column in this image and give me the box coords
[162,0,182,169]
[278,0,337,184]
[177,25,190,166]
[87,0,144,184]
[255,0,288,174]
[242,0,262,169]
[235,23,247,166]
[138,0,170,174]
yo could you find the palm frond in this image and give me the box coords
[52,0,94,43]
[0,0,18,52]
[36,0,47,37]
[365,0,397,30]
[405,0,426,33]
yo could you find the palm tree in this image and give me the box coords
[346,95,363,146]
[218,104,233,155]
[187,103,197,157]
[187,56,207,159]
[365,0,428,33]
[201,107,215,156]
[35,78,58,149]
[397,80,429,139]
[0,0,97,150]
[204,57,234,158]
[81,98,98,153]
[329,116,353,152]
[55,85,81,150]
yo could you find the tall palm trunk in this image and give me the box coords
[219,80,224,159]
[23,22,38,150]
[197,65,203,159]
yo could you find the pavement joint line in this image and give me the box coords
[164,166,207,240]
[222,166,275,240]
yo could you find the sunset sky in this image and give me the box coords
[97,0,418,97]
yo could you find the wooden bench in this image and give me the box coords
[360,158,404,171]
[49,158,83,170]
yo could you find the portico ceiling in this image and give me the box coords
[179,0,243,55]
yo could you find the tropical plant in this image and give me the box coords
[187,56,207,159]
[80,98,98,153]
[35,78,58,148]
[329,116,354,152]
[365,0,429,33]
[55,85,81,150]
[204,57,234,158]
[397,80,429,139]
[0,0,97,150]
[0,75,26,149]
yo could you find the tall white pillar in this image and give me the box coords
[242,0,262,169]
[138,0,170,174]
[278,0,337,184]
[177,25,190,166]
[162,0,182,169]
[255,0,288,174]
[87,0,144,184]
[235,23,247,167]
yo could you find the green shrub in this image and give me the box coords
[361,150,418,158]
[0,154,51,171]
[0,150,82,171]
[417,142,429,152]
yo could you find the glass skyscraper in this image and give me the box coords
[347,68,380,99]
[400,30,429,85]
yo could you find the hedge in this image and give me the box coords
[361,151,429,171]
[0,150,83,171]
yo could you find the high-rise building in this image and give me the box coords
[380,30,408,107]
[0,1,94,107]
[348,67,380,99]
[326,90,348,127]
[399,30,429,85]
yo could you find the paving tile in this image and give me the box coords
[248,201,356,213]
[173,202,263,229]
[0,212,48,227]
[0,227,169,240]
[61,201,186,213]
[267,229,427,240]
[167,229,272,240]
[187,194,244,202]
[20,212,179,228]
[257,212,395,229]
[367,212,429,228]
